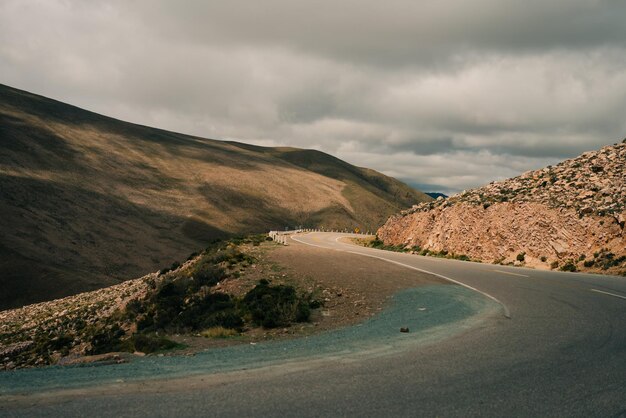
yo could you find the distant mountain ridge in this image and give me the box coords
[425,192,448,199]
[378,141,626,274]
[0,84,430,309]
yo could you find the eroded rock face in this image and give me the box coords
[378,141,626,273]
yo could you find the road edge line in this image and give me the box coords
[590,288,626,300]
[291,233,511,319]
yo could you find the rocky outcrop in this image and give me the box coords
[0,274,150,369]
[378,141,626,274]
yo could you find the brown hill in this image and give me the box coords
[378,141,626,274]
[0,84,430,309]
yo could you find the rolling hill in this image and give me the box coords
[0,84,430,309]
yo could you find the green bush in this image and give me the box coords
[211,247,255,266]
[186,251,199,261]
[242,280,311,328]
[191,264,225,289]
[516,252,526,262]
[130,334,179,354]
[88,324,126,355]
[560,260,577,272]
[370,238,385,249]
[140,286,244,332]
[124,299,143,320]
[177,292,242,331]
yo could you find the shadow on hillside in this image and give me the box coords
[0,110,80,169]
[0,174,229,310]
[0,85,276,172]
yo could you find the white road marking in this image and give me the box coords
[494,270,529,278]
[590,289,626,300]
[292,233,511,319]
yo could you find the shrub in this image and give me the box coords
[210,246,256,266]
[242,280,311,328]
[245,234,268,246]
[186,251,199,261]
[516,252,526,262]
[38,333,74,356]
[560,261,577,272]
[369,237,385,249]
[540,256,547,262]
[88,324,126,355]
[124,298,144,320]
[130,334,179,353]
[583,260,595,268]
[191,264,225,290]
[550,261,559,270]
[174,292,242,331]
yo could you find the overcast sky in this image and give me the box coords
[2,0,625,194]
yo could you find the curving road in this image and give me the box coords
[3,232,626,417]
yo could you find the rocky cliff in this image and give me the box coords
[378,141,626,274]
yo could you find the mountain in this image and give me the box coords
[0,84,430,309]
[425,192,448,199]
[378,141,625,274]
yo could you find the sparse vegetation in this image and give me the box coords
[382,142,625,276]
[590,249,626,270]
[200,326,239,338]
[139,239,316,334]
[242,279,312,328]
[0,235,321,369]
[352,237,479,263]
[560,260,578,272]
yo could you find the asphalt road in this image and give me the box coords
[3,232,626,417]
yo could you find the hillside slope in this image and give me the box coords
[378,142,626,274]
[0,84,430,309]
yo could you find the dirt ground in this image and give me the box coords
[171,239,447,353]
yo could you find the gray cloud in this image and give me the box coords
[1,0,625,194]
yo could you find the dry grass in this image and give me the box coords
[200,327,239,339]
[0,83,430,309]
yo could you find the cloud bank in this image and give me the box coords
[2,0,625,193]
